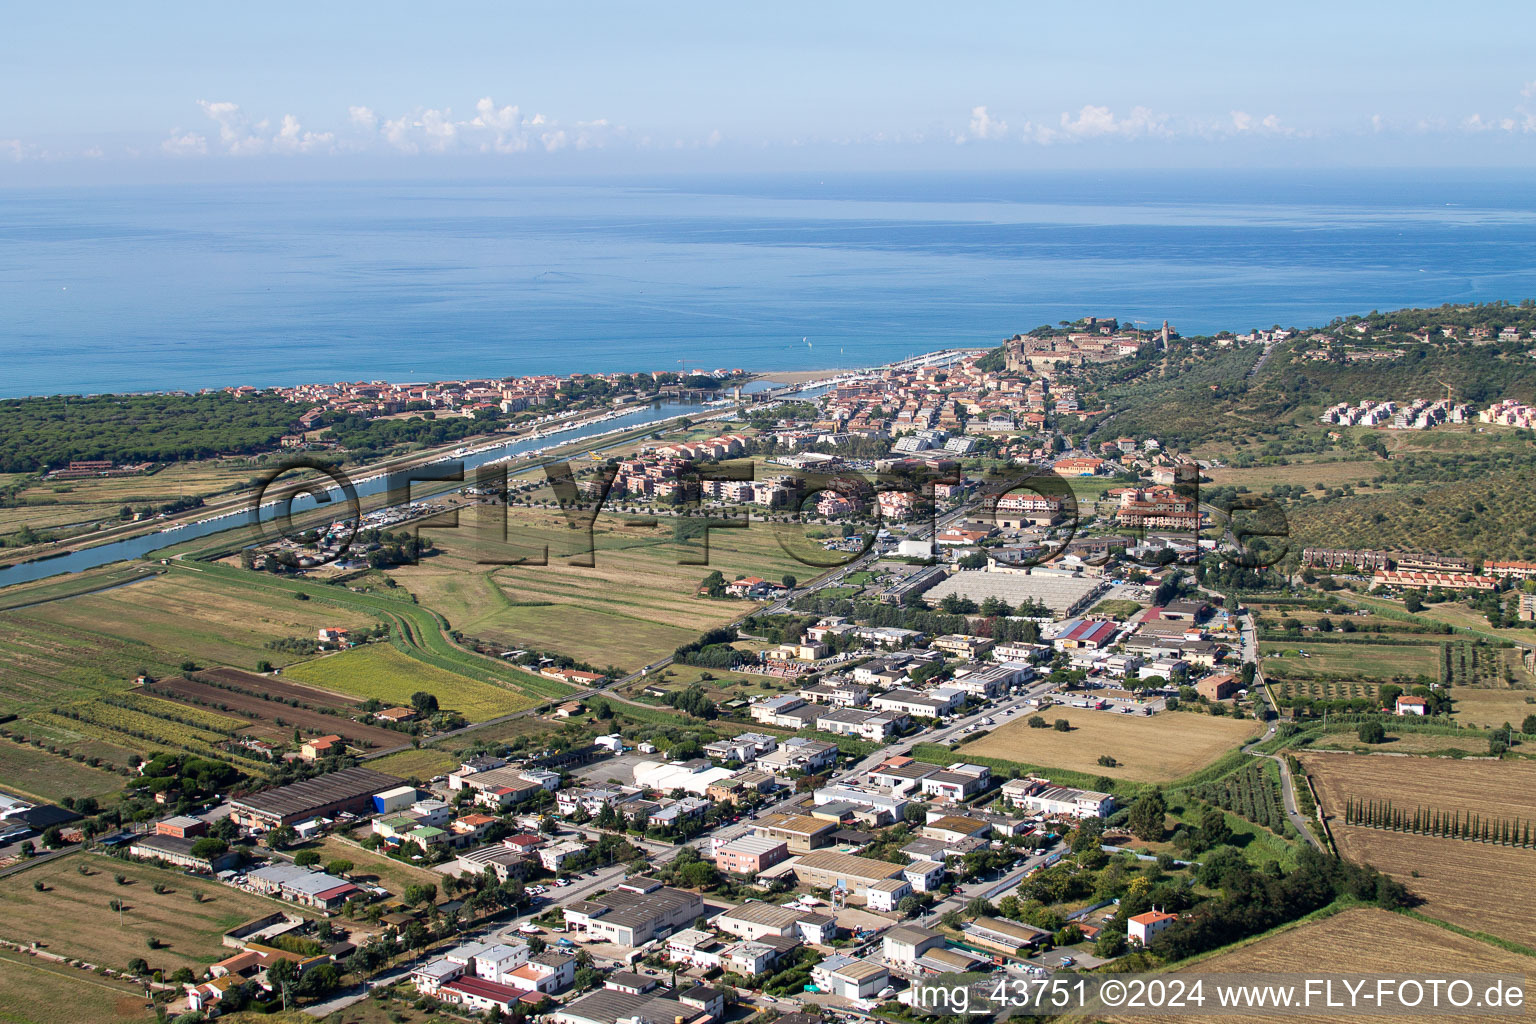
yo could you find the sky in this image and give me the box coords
[4,1,1536,183]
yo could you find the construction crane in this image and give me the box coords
[1437,378,1455,404]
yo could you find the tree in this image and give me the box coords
[781,574,797,590]
[1358,721,1387,744]
[127,957,149,976]
[293,850,321,867]
[41,826,64,849]
[297,962,341,997]
[1127,791,1167,841]
[327,859,354,876]
[1521,713,1536,736]
[410,690,440,714]
[189,837,229,860]
[964,897,996,919]
[404,883,438,907]
[1071,816,1107,853]
[267,957,298,991]
[1198,806,1234,848]
[1028,716,1048,729]
[699,570,726,598]
[1054,719,1071,732]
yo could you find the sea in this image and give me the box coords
[5,170,1536,399]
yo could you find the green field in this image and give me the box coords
[0,569,377,710]
[282,644,532,721]
[365,746,462,780]
[0,853,312,973]
[1088,599,1142,619]
[1258,640,1441,681]
[0,739,125,804]
[385,505,824,671]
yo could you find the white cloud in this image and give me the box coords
[161,131,207,156]
[349,106,377,130]
[1059,104,1168,139]
[188,100,333,156]
[959,105,1008,142]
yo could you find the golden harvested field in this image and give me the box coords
[1452,686,1536,729]
[1330,826,1536,948]
[0,853,310,973]
[1300,751,1536,822]
[957,707,1261,783]
[1204,459,1387,490]
[1110,908,1535,1024]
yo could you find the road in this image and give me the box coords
[1221,593,1325,852]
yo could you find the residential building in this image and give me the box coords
[754,736,839,776]
[715,835,789,875]
[1195,673,1238,701]
[752,813,837,852]
[1128,910,1179,946]
[1000,777,1115,818]
[919,763,991,802]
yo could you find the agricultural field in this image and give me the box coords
[1329,825,1536,948]
[1111,907,1535,1024]
[306,835,445,894]
[281,644,533,721]
[18,695,270,772]
[1300,752,1536,822]
[1088,599,1142,619]
[1451,686,1536,729]
[0,570,376,710]
[0,738,126,804]
[148,670,404,749]
[1258,640,1440,682]
[624,658,796,705]
[1203,457,1387,490]
[0,853,312,973]
[384,505,820,671]
[364,746,461,780]
[1269,678,1383,705]
[0,459,263,543]
[0,948,157,1024]
[956,707,1262,783]
[1308,729,1489,757]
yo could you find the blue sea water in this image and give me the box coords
[5,170,1536,398]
